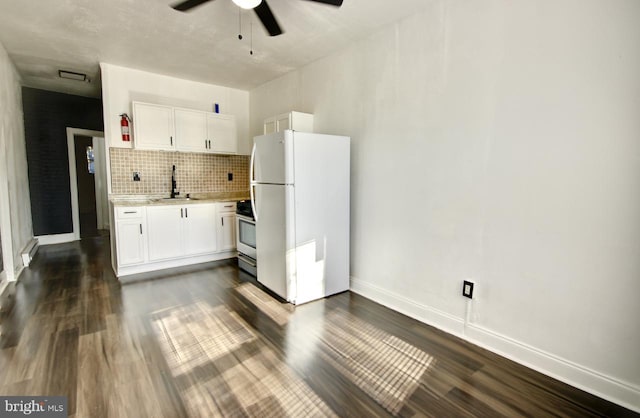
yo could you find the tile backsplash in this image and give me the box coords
[110,148,249,195]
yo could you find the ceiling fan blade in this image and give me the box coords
[301,0,343,6]
[253,0,283,37]
[171,0,214,12]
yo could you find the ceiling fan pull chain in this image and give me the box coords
[250,18,254,55]
[238,8,243,40]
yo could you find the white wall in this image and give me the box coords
[0,41,33,281]
[101,63,251,157]
[250,0,640,411]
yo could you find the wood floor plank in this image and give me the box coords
[76,331,112,417]
[0,237,636,417]
[41,327,79,416]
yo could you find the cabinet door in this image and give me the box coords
[116,220,146,266]
[147,206,183,261]
[289,111,314,132]
[218,213,236,251]
[275,114,291,132]
[264,118,276,134]
[207,113,237,154]
[183,204,218,255]
[175,108,208,153]
[133,103,175,150]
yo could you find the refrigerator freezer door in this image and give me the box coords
[255,183,296,301]
[253,131,294,185]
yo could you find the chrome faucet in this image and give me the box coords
[171,165,179,198]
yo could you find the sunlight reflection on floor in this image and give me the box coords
[151,301,335,417]
[236,283,291,326]
[320,309,435,415]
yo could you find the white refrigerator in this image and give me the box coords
[250,130,350,305]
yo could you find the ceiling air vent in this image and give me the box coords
[58,70,89,82]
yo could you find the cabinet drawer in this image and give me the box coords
[217,202,236,213]
[115,207,145,219]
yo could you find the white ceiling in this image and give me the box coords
[0,0,428,98]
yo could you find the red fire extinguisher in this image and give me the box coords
[120,113,131,142]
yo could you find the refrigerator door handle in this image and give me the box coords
[250,183,258,222]
[250,142,257,184]
[249,141,258,222]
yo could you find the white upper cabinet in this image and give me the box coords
[207,113,237,154]
[133,102,175,150]
[132,101,237,154]
[263,111,314,134]
[174,108,208,153]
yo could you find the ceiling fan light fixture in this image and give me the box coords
[232,0,261,9]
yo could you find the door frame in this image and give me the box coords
[66,128,105,242]
[0,132,12,282]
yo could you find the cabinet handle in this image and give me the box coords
[124,211,136,214]
[185,208,188,218]
[222,217,224,226]
[170,136,173,146]
[205,139,208,149]
[208,140,211,149]
[181,208,183,218]
[139,224,142,235]
[224,205,232,208]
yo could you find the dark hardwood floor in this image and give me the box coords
[0,236,637,417]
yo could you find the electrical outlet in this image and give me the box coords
[133,172,141,181]
[462,280,474,299]
[228,172,233,181]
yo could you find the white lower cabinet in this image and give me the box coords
[115,213,146,266]
[113,201,236,277]
[184,204,218,255]
[147,205,184,261]
[147,203,218,261]
[217,202,237,252]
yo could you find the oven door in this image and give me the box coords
[236,215,256,260]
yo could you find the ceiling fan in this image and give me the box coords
[171,0,343,37]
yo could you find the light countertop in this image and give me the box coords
[110,191,250,206]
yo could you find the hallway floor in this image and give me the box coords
[0,237,636,417]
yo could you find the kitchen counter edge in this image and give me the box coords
[110,193,250,207]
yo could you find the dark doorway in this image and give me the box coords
[74,136,98,238]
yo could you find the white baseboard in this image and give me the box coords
[350,276,465,336]
[349,276,640,413]
[115,251,238,278]
[35,233,78,246]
